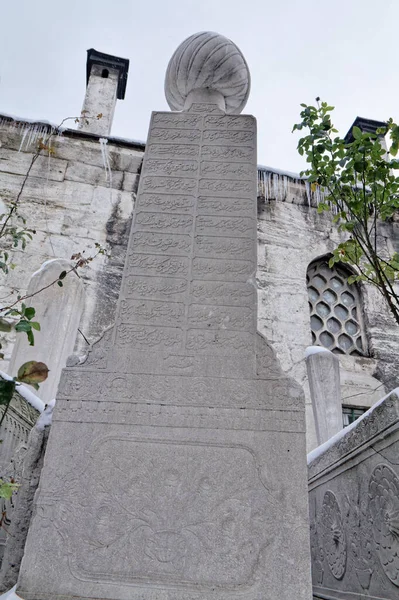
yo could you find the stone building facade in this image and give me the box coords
[0,50,398,452]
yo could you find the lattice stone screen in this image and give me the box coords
[307,259,367,356]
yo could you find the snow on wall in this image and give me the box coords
[0,371,45,413]
[307,386,399,464]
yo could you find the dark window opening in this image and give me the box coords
[342,405,367,428]
[101,69,109,79]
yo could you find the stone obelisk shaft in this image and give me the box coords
[18,100,311,600]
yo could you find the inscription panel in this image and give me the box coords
[127,254,189,277]
[124,276,188,301]
[142,176,196,194]
[199,179,254,197]
[117,324,183,351]
[192,257,253,281]
[186,329,254,355]
[134,212,193,234]
[200,161,254,179]
[202,129,254,145]
[151,128,201,143]
[195,236,253,260]
[197,196,254,217]
[57,371,304,411]
[153,113,202,128]
[147,144,199,158]
[55,402,305,433]
[188,304,254,331]
[120,299,185,326]
[136,193,195,213]
[201,145,254,162]
[191,280,255,307]
[204,115,255,130]
[145,159,198,177]
[196,216,254,237]
[131,232,191,256]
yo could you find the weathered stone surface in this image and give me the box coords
[0,149,67,182]
[308,390,399,599]
[306,348,342,445]
[17,104,311,599]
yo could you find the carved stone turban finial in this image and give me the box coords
[165,32,251,114]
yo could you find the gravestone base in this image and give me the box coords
[18,336,311,600]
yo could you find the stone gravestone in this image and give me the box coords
[18,32,312,600]
[306,347,342,445]
[8,259,84,404]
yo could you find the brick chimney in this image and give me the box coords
[78,49,129,136]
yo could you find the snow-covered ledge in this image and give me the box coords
[308,386,399,471]
[308,387,399,597]
[0,371,45,413]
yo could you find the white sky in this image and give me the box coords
[0,0,398,173]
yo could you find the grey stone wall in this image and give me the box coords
[0,117,144,373]
[308,389,399,599]
[256,182,399,450]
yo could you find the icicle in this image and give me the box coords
[99,137,113,187]
[18,126,29,152]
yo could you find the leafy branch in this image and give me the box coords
[293,99,399,325]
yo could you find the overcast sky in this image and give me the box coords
[0,0,398,173]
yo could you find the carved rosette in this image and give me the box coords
[321,491,347,580]
[369,464,399,587]
[165,31,250,114]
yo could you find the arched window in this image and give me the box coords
[101,68,109,78]
[307,257,367,356]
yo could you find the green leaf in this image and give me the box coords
[0,320,12,333]
[57,280,63,287]
[16,361,49,385]
[27,330,34,346]
[317,202,330,213]
[0,480,19,500]
[15,320,31,333]
[352,126,362,140]
[58,270,67,280]
[30,322,40,331]
[0,380,15,406]
[24,307,35,321]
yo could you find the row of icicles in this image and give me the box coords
[257,168,329,208]
[0,117,112,185]
[1,116,329,207]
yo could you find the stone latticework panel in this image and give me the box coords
[307,258,367,356]
[308,390,399,599]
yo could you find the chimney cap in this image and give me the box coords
[86,49,129,99]
[344,116,387,143]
